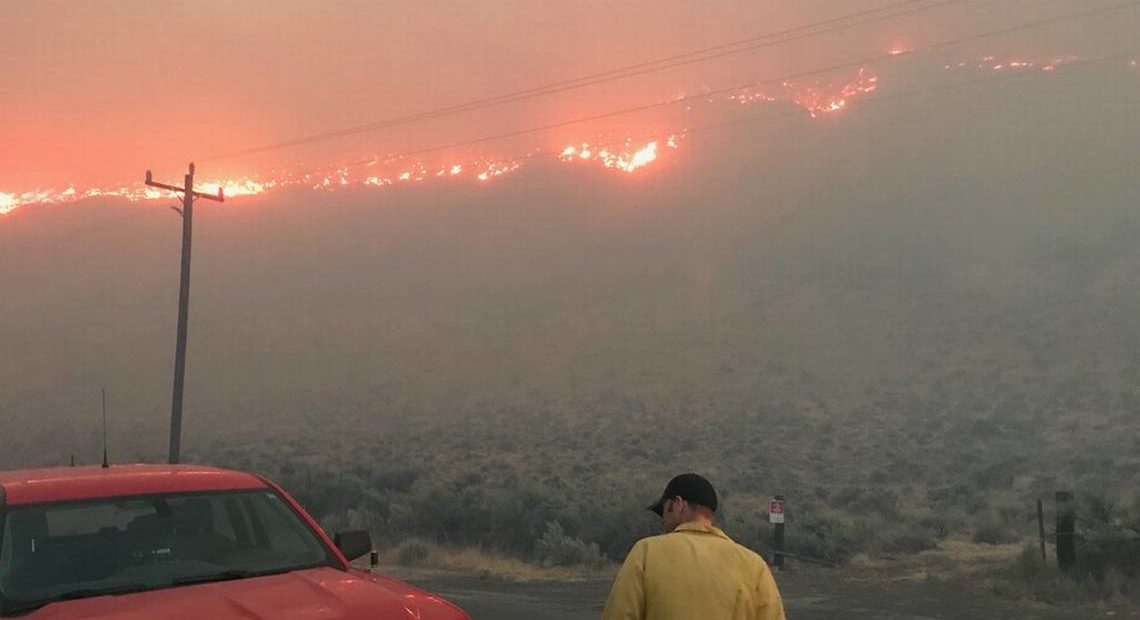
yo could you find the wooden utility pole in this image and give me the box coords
[145,163,224,464]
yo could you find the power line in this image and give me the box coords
[390,51,1133,175]
[201,0,964,162]
[9,51,1129,262]
[4,53,1132,261]
[5,0,1135,246]
[302,0,1139,175]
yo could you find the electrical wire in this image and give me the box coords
[291,0,1139,176]
[200,0,964,162]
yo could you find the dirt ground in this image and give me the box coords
[388,565,1116,620]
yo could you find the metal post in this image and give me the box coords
[1055,491,1076,572]
[1036,498,1047,564]
[144,163,224,465]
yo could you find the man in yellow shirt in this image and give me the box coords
[601,473,786,620]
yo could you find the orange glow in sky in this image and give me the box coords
[4,0,1136,219]
[0,63,891,216]
[1,46,1126,218]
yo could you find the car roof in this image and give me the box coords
[0,464,267,506]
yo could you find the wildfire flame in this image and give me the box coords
[0,51,1123,218]
[0,134,680,217]
[721,68,879,117]
[0,193,18,216]
[558,137,673,173]
[199,179,267,198]
[789,68,879,118]
[943,54,1081,73]
[476,160,523,182]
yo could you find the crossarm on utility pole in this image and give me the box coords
[145,169,225,202]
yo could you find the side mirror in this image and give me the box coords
[333,530,373,562]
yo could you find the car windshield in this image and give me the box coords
[0,490,336,614]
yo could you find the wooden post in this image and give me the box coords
[1055,491,1076,572]
[770,495,786,570]
[1036,498,1047,564]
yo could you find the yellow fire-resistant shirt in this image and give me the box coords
[601,522,786,620]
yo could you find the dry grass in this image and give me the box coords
[378,538,1026,585]
[836,539,1138,618]
[375,543,615,583]
[844,538,1024,583]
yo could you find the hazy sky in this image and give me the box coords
[4,0,1130,189]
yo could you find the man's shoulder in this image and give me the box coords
[632,530,772,575]
[628,534,664,551]
[639,527,759,552]
[626,532,681,556]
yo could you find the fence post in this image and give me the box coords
[1055,491,1076,572]
[1036,498,1047,564]
[769,495,786,570]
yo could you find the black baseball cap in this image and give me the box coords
[648,473,718,516]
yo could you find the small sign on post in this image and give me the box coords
[768,498,786,524]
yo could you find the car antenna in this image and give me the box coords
[101,388,110,469]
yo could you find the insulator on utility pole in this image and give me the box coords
[144,163,224,464]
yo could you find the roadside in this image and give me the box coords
[389,566,1084,620]
[380,541,1137,620]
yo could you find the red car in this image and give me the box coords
[0,464,470,619]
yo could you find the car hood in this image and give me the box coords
[25,567,468,620]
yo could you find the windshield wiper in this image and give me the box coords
[171,567,292,587]
[4,568,306,614]
[3,583,153,616]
